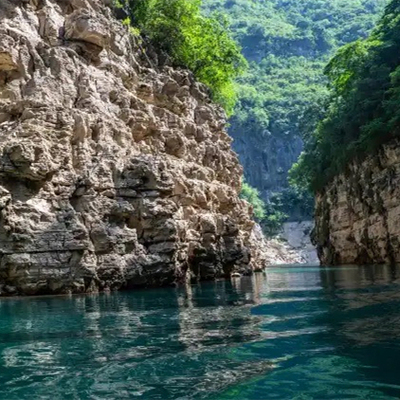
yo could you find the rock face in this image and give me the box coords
[230,127,303,200]
[281,221,318,264]
[313,139,400,265]
[0,0,274,295]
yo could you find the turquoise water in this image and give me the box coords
[1,265,400,399]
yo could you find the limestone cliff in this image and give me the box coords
[313,139,400,265]
[230,127,303,200]
[0,0,280,295]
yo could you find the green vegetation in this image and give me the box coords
[240,181,289,237]
[262,196,288,237]
[114,0,247,114]
[272,186,314,222]
[240,181,266,221]
[291,0,400,192]
[203,0,386,218]
[203,0,386,145]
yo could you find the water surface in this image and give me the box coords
[1,265,400,399]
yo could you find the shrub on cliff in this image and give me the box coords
[240,181,266,221]
[115,0,247,114]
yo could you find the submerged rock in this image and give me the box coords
[0,0,277,295]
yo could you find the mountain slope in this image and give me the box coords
[292,0,400,191]
[203,0,386,217]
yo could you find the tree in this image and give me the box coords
[114,0,247,114]
[291,0,400,192]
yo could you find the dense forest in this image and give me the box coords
[291,0,400,192]
[203,0,386,224]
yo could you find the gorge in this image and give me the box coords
[0,0,395,294]
[3,1,400,399]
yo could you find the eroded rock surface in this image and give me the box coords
[314,139,400,265]
[0,0,275,295]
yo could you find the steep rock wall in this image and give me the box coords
[314,139,400,265]
[0,0,273,295]
[230,127,303,199]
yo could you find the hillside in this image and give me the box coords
[291,0,400,192]
[203,0,386,219]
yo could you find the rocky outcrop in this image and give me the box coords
[313,139,400,265]
[0,0,277,295]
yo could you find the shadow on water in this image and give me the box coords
[0,279,271,399]
[2,265,400,399]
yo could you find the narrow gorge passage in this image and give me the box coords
[2,0,400,399]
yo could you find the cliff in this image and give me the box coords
[229,127,303,200]
[0,0,280,296]
[313,139,400,265]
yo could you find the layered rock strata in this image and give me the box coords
[314,139,400,265]
[0,0,272,295]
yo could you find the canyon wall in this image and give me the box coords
[313,139,400,265]
[0,0,279,295]
[229,128,303,200]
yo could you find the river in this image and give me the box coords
[1,265,400,399]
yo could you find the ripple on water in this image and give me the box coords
[1,265,400,399]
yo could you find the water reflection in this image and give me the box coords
[1,265,400,399]
[0,278,272,399]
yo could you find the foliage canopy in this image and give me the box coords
[203,0,386,144]
[240,181,266,221]
[240,180,288,237]
[115,0,247,114]
[290,0,400,192]
[202,0,385,219]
